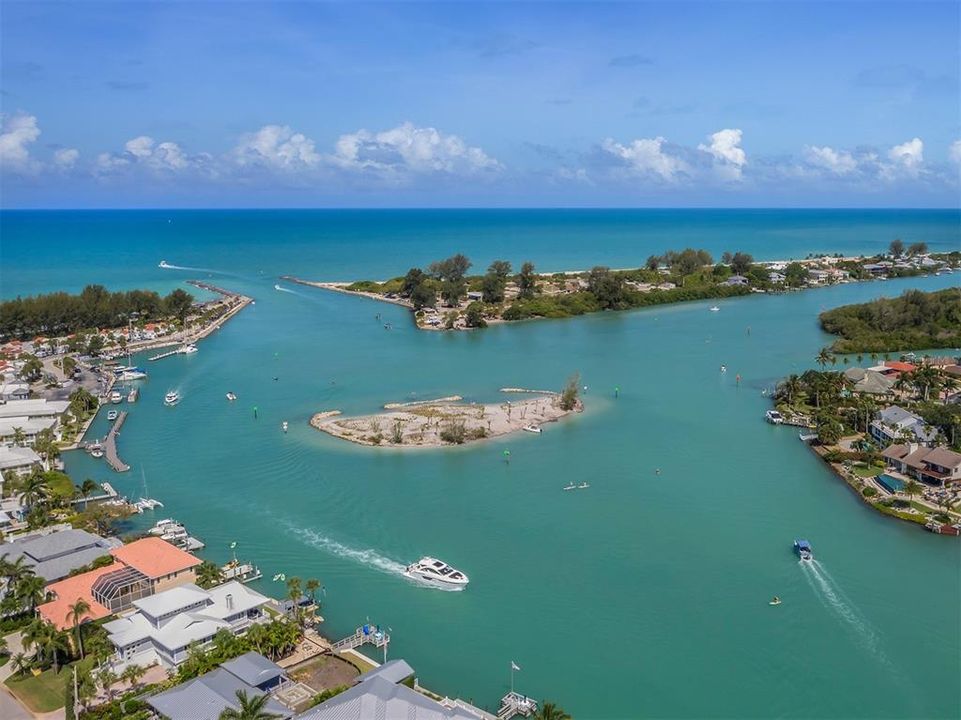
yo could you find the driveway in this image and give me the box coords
[0,687,31,720]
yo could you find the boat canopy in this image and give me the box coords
[796,539,812,550]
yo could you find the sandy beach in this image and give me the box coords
[310,392,580,447]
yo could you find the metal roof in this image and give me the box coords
[148,667,292,720]
[295,675,485,720]
[221,651,285,688]
[0,528,118,582]
[355,659,415,685]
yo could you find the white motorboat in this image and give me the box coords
[765,409,785,425]
[282,421,288,433]
[107,410,118,421]
[577,481,590,489]
[226,392,237,401]
[127,388,139,403]
[133,497,164,512]
[404,557,469,588]
[274,284,283,291]
[164,391,180,406]
[709,306,720,312]
[110,390,123,404]
[90,447,104,459]
[159,260,171,268]
[177,344,198,355]
[522,424,542,434]
[563,482,576,491]
[115,369,148,381]
[148,518,178,535]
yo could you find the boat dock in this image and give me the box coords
[331,624,391,654]
[147,348,180,362]
[104,411,130,472]
[497,692,538,719]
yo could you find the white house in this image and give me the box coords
[0,399,70,445]
[869,406,937,446]
[104,581,270,670]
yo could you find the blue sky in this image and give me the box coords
[1,1,959,208]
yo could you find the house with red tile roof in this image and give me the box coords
[37,537,201,630]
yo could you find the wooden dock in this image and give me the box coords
[148,348,180,362]
[104,411,131,472]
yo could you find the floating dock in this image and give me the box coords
[148,348,181,362]
[104,411,130,472]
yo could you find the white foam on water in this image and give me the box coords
[274,284,298,295]
[289,526,407,576]
[800,560,889,665]
[287,526,464,591]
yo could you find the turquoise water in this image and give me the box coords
[2,210,960,718]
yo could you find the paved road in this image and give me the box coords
[0,687,31,720]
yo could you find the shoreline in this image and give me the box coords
[310,391,580,448]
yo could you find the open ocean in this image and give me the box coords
[1,209,959,718]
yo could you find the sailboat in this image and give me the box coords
[134,466,164,513]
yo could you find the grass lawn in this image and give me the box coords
[851,464,885,478]
[4,663,72,713]
[338,650,376,673]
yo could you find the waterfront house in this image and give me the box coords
[844,368,895,396]
[0,444,42,481]
[37,536,201,630]
[146,654,292,720]
[0,382,30,401]
[0,398,70,445]
[869,406,937,446]
[0,527,121,583]
[723,275,749,287]
[881,444,961,486]
[104,581,270,670]
[769,272,786,284]
[296,660,488,720]
[861,263,887,276]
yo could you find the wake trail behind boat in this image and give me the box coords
[289,526,407,577]
[801,560,888,664]
[274,284,300,295]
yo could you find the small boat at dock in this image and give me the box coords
[522,424,542,433]
[90,446,104,459]
[110,390,122,404]
[765,410,784,425]
[177,343,198,355]
[222,560,263,584]
[107,410,118,421]
[164,391,180,406]
[127,387,139,403]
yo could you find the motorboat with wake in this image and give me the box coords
[164,391,180,406]
[404,557,469,588]
[794,539,813,561]
[158,260,172,268]
[226,392,237,401]
[769,596,782,606]
[177,344,198,355]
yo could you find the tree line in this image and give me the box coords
[819,288,961,353]
[0,285,195,340]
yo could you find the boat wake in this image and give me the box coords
[800,560,887,662]
[274,284,300,295]
[289,527,406,577]
[287,526,463,590]
[158,260,229,275]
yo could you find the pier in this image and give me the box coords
[497,692,537,719]
[331,624,390,656]
[148,348,181,362]
[104,411,131,472]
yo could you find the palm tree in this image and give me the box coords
[39,628,70,673]
[245,623,268,656]
[67,597,92,658]
[219,689,281,720]
[902,480,923,504]
[79,479,98,510]
[97,667,118,701]
[305,578,321,604]
[121,663,147,690]
[15,574,46,613]
[535,702,572,720]
[11,652,30,676]
[196,560,224,589]
[33,428,60,471]
[286,576,303,626]
[0,553,34,586]
[909,366,941,401]
[816,347,834,369]
[19,471,50,510]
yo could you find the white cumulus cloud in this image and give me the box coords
[948,139,961,165]
[97,135,202,175]
[53,148,80,168]
[887,137,923,176]
[804,145,858,175]
[0,112,41,171]
[232,125,321,169]
[331,122,501,176]
[698,128,746,180]
[600,136,688,181]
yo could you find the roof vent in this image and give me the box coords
[225,593,233,610]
